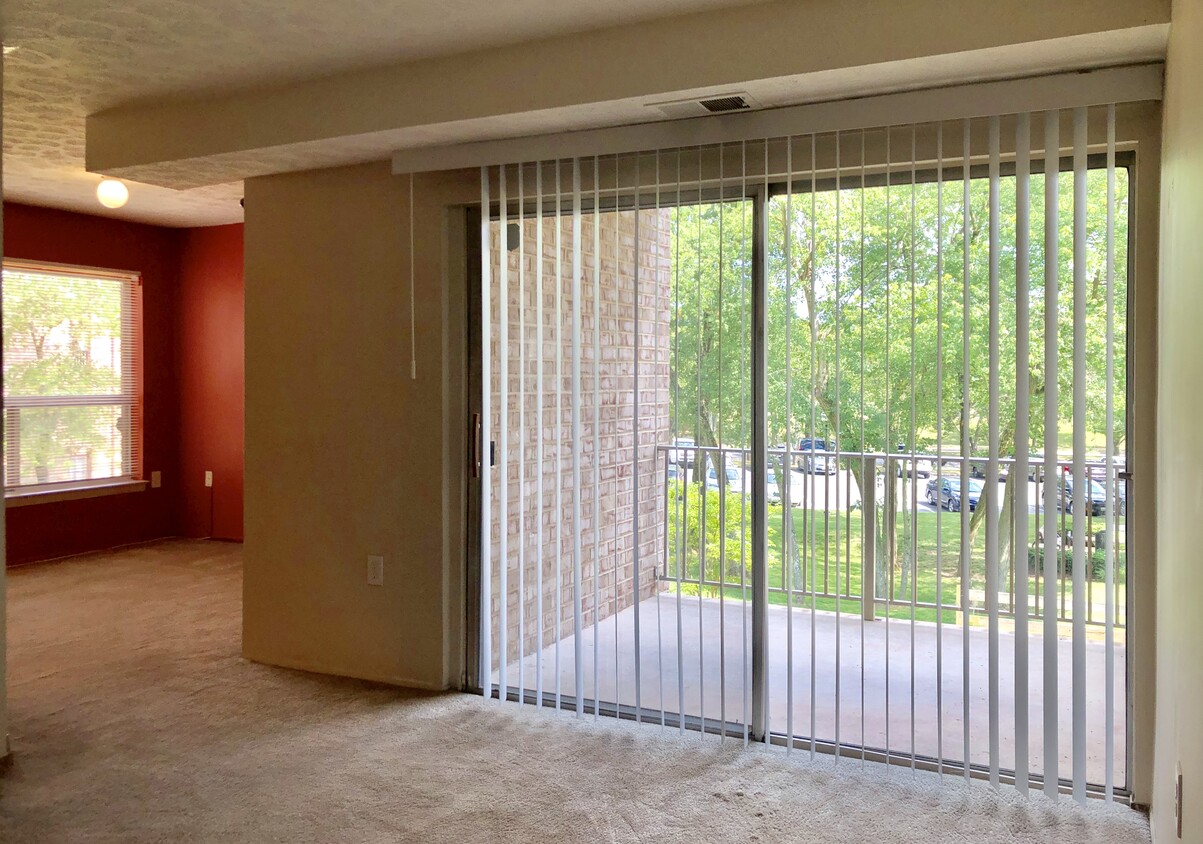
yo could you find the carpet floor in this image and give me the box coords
[0,539,1150,843]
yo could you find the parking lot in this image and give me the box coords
[677,456,1122,517]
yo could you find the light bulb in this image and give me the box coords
[96,179,129,209]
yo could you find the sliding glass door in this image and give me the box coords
[471,107,1130,800]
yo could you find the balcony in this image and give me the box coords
[500,445,1127,788]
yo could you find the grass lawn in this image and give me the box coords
[666,491,1128,626]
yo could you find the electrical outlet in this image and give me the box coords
[150,471,162,489]
[1176,762,1184,839]
[204,470,213,488]
[367,555,385,586]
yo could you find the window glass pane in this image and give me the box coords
[3,270,126,398]
[2,265,138,490]
[9,405,129,486]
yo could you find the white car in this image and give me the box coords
[668,437,696,467]
[898,457,932,478]
[705,464,780,504]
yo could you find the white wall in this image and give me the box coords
[1154,0,1203,839]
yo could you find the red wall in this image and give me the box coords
[3,203,245,564]
[178,225,244,541]
[4,204,183,564]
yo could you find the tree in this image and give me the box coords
[669,161,1129,589]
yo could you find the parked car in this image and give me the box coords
[1055,472,1109,517]
[705,464,742,493]
[801,448,838,475]
[794,438,833,472]
[967,459,1010,481]
[897,457,933,478]
[669,437,696,467]
[765,467,782,505]
[704,464,781,505]
[1088,459,1126,484]
[925,476,984,511]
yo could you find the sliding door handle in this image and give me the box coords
[471,413,482,478]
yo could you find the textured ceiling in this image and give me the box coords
[1,0,759,227]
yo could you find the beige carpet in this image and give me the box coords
[0,540,1150,843]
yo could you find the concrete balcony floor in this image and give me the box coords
[502,591,1126,788]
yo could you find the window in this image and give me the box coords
[2,260,142,495]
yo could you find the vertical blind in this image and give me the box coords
[2,260,143,492]
[477,104,1129,801]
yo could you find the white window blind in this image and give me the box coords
[2,260,143,493]
[473,102,1131,801]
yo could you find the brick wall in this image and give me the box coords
[488,207,672,668]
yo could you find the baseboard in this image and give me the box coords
[4,534,183,569]
[241,651,447,693]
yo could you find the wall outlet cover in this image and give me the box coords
[367,555,385,586]
[204,470,214,488]
[150,471,162,489]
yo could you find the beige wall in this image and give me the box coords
[242,162,476,689]
[1153,0,1203,839]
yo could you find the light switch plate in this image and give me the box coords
[204,470,213,488]
[150,471,161,489]
[367,555,385,586]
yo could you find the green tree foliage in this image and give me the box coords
[665,479,750,590]
[669,161,1129,588]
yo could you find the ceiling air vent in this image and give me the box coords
[647,92,761,120]
[698,95,751,114]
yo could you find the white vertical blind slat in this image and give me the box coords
[1042,112,1061,797]
[986,115,1002,789]
[498,164,509,700]
[571,158,585,715]
[1104,104,1118,802]
[632,153,644,723]
[480,167,493,695]
[1014,113,1032,793]
[592,157,602,719]
[535,163,545,707]
[554,160,565,710]
[1071,107,1089,803]
[517,163,527,706]
[960,118,973,782]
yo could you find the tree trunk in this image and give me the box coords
[779,454,805,593]
[876,459,897,601]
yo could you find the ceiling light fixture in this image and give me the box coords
[96,179,129,209]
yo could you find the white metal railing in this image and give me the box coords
[657,444,1127,629]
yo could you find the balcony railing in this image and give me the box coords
[657,444,1127,630]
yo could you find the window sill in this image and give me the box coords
[5,480,149,508]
